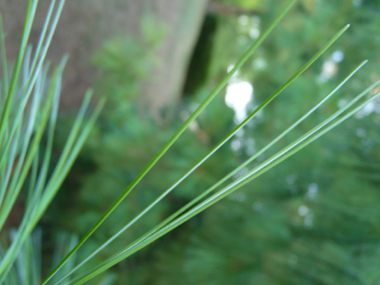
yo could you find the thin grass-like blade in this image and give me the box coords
[0,0,65,170]
[0,0,103,282]
[0,0,39,145]
[54,28,357,284]
[0,70,57,276]
[36,94,105,219]
[0,64,62,280]
[0,65,60,232]
[0,91,103,281]
[42,1,298,282]
[69,81,380,284]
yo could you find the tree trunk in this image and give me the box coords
[0,0,209,114]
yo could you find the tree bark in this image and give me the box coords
[139,0,209,118]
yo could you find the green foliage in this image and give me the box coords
[91,13,167,126]
[2,0,380,284]
[143,2,380,284]
[52,0,380,284]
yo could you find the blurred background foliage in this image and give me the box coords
[31,0,380,283]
